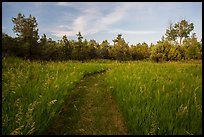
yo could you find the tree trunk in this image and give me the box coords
[179,37,182,46]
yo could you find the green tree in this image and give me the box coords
[40,33,47,46]
[88,39,98,59]
[37,33,48,59]
[76,31,83,43]
[130,43,149,60]
[47,38,60,60]
[2,33,19,56]
[82,39,90,60]
[61,35,72,60]
[112,34,130,60]
[62,35,69,46]
[183,33,202,59]
[72,32,85,61]
[165,22,177,43]
[12,13,39,58]
[165,19,194,46]
[150,40,173,62]
[99,40,110,59]
[167,46,184,61]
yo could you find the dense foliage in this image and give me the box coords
[2,13,202,62]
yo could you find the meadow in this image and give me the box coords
[105,61,202,135]
[2,56,107,135]
[2,56,202,135]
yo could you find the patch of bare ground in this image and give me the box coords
[44,72,128,135]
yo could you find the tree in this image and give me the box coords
[39,33,47,46]
[82,39,90,60]
[37,33,48,59]
[12,13,39,58]
[61,35,72,60]
[150,40,173,62]
[2,33,19,56]
[175,20,194,46]
[165,22,177,43]
[88,39,98,59]
[112,34,130,60]
[72,32,85,61]
[183,33,202,59]
[62,35,69,46]
[76,31,83,43]
[165,19,194,46]
[99,40,110,59]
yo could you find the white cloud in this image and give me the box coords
[51,2,197,39]
[51,30,70,38]
[108,29,163,35]
[51,3,134,38]
[57,2,74,7]
[97,5,127,26]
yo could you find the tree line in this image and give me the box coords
[2,13,202,62]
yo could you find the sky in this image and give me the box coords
[2,2,202,45]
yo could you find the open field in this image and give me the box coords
[2,56,107,135]
[105,61,202,135]
[2,57,202,135]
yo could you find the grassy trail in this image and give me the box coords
[44,72,128,135]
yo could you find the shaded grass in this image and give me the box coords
[2,56,107,135]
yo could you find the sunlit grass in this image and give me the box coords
[105,61,202,135]
[2,56,202,135]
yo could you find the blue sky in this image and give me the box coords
[2,2,202,45]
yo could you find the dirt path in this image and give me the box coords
[44,72,128,135]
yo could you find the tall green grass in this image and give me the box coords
[2,57,202,135]
[105,61,202,135]
[2,56,107,135]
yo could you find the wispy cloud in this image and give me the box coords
[3,2,201,44]
[57,2,72,6]
[108,29,163,35]
[51,3,133,38]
